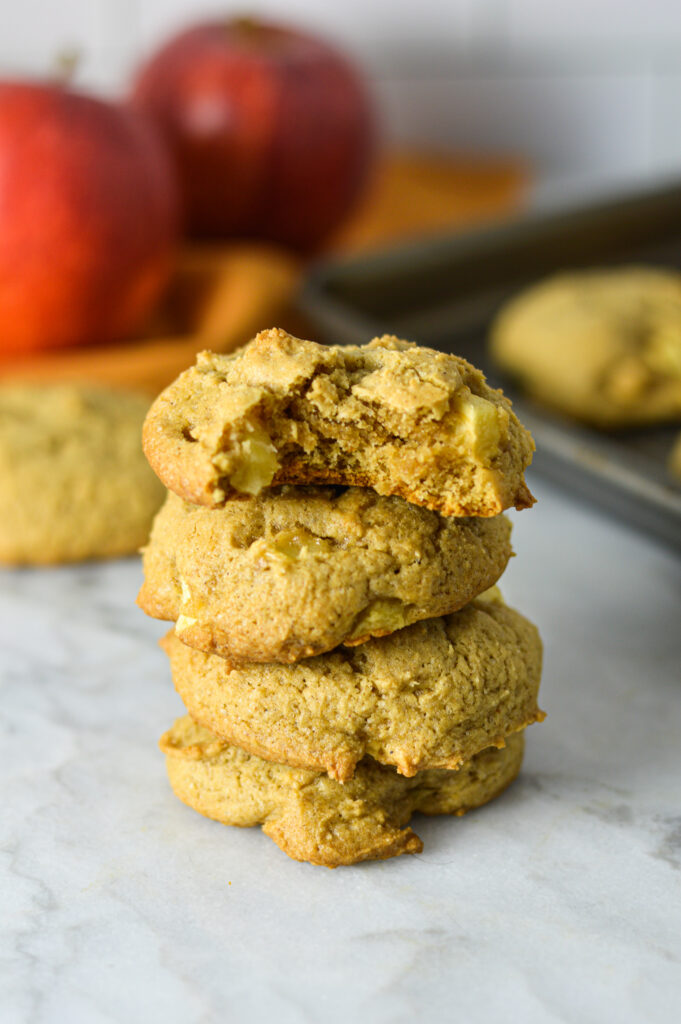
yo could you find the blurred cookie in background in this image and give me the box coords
[490,266,681,428]
[0,384,163,564]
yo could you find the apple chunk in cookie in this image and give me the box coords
[142,328,535,517]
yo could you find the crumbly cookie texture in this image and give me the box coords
[142,329,535,517]
[139,487,513,663]
[162,590,543,782]
[160,716,525,867]
[491,266,681,428]
[0,384,164,565]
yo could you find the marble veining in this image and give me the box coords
[1,477,680,1024]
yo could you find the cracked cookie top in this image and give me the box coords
[142,328,535,516]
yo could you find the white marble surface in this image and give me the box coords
[2,475,680,1024]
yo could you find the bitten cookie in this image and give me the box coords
[0,384,164,564]
[160,716,525,867]
[143,328,535,517]
[139,487,513,663]
[491,266,681,427]
[162,590,543,782]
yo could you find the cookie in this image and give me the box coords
[0,384,164,564]
[160,716,525,867]
[162,590,543,782]
[491,267,681,428]
[139,487,513,663]
[142,329,535,517]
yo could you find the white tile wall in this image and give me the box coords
[1,0,680,183]
[0,0,106,76]
[134,0,479,59]
[377,72,656,175]
[506,0,681,43]
[651,74,681,171]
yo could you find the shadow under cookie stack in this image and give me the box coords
[138,328,544,867]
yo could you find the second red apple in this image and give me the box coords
[131,18,375,251]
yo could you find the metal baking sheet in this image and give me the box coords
[300,180,681,553]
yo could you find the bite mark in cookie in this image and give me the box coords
[143,329,535,517]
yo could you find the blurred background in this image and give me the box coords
[3,0,681,197]
[0,0,680,553]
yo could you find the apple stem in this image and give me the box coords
[53,48,82,85]
[229,16,265,40]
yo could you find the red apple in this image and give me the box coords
[0,81,179,355]
[130,18,374,251]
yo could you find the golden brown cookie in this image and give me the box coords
[160,716,525,867]
[0,383,164,564]
[162,590,543,782]
[142,329,535,517]
[491,267,681,427]
[139,487,513,663]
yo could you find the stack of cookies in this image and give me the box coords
[138,328,543,867]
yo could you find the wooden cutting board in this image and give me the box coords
[0,151,527,396]
[330,150,528,253]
